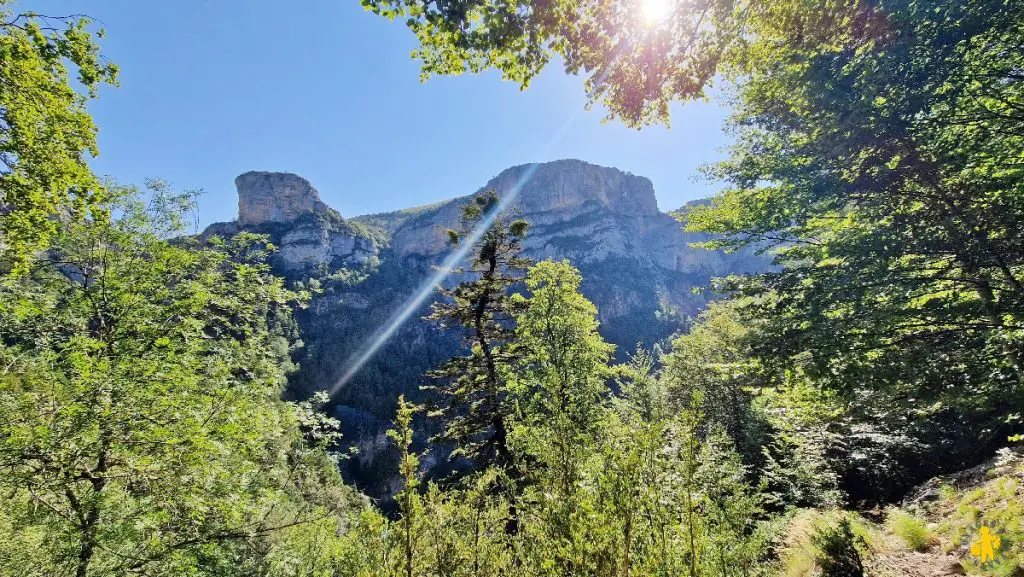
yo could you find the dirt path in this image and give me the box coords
[867,550,966,577]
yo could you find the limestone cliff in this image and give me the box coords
[202,171,381,272]
[201,160,769,498]
[355,160,765,330]
[236,171,327,226]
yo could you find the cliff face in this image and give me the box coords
[357,160,765,328]
[203,172,381,272]
[386,161,661,258]
[201,159,768,497]
[236,171,328,226]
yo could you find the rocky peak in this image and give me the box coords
[381,160,666,258]
[236,171,328,226]
[485,159,660,216]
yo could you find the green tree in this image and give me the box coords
[0,182,357,577]
[677,1,1024,481]
[661,299,769,461]
[507,260,615,576]
[367,0,1024,418]
[510,260,614,493]
[425,191,530,535]
[360,0,745,126]
[598,348,674,577]
[388,395,423,577]
[684,1,1024,404]
[0,5,118,269]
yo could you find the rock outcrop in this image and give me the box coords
[236,171,328,226]
[204,172,380,272]
[369,160,765,325]
[205,159,769,399]
[201,159,770,500]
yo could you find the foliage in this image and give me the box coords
[778,511,884,577]
[810,519,866,577]
[0,182,359,577]
[0,4,118,270]
[359,0,747,126]
[687,0,1024,410]
[929,448,1024,575]
[10,0,1024,573]
[884,510,937,552]
[509,260,615,493]
[661,299,771,463]
[757,382,846,510]
[424,191,531,475]
[364,0,1024,502]
[389,395,422,577]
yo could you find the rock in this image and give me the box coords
[204,159,768,402]
[373,159,766,330]
[273,222,378,271]
[277,224,333,269]
[236,171,327,226]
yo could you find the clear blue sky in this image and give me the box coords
[25,0,733,227]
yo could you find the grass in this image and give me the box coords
[777,448,1024,577]
[885,510,938,552]
[927,448,1024,576]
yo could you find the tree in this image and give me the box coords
[362,0,947,129]
[0,182,358,576]
[510,260,615,493]
[598,348,672,577]
[365,0,1024,469]
[360,0,746,127]
[367,0,1024,409]
[506,260,616,575]
[661,299,769,461]
[0,5,118,270]
[425,191,531,531]
[681,0,1024,448]
[388,395,423,577]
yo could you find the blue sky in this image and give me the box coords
[26,0,733,227]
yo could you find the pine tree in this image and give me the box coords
[425,190,531,533]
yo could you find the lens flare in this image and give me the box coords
[328,163,543,398]
[328,76,594,400]
[640,0,672,26]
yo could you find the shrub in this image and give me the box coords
[812,519,865,577]
[886,510,938,552]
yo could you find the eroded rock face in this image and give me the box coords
[275,221,377,271]
[202,172,380,274]
[201,160,770,501]
[236,171,327,226]
[385,159,758,276]
[388,160,662,258]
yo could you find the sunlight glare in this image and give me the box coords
[640,0,672,26]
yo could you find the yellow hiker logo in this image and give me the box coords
[969,525,1001,563]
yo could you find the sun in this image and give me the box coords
[640,0,673,26]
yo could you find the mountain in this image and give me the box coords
[201,159,768,492]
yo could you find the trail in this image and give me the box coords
[867,550,966,577]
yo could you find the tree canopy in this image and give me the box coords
[0,3,117,270]
[0,183,359,576]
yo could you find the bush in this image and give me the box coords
[886,510,937,552]
[811,519,865,577]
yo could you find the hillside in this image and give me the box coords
[198,160,768,494]
[201,160,767,416]
[776,447,1024,577]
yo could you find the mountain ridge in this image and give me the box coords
[200,158,769,495]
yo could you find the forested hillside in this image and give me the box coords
[1,1,1023,576]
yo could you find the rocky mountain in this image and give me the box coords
[201,159,768,493]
